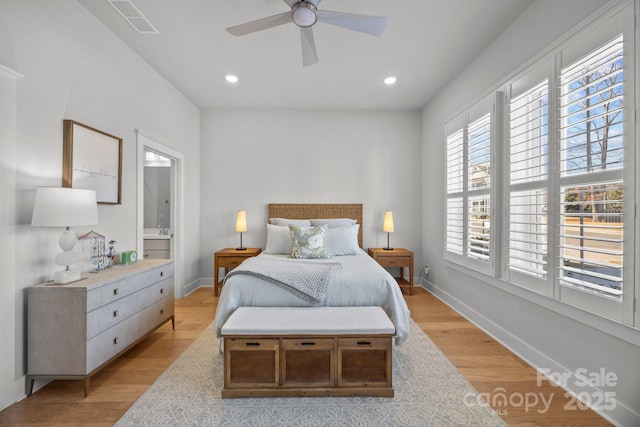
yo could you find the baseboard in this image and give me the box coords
[181,278,205,297]
[418,279,638,427]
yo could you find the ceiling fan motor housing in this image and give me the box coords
[291,1,317,27]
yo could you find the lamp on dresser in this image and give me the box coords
[383,211,394,250]
[235,210,247,250]
[31,187,99,284]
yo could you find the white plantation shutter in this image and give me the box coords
[507,80,549,283]
[467,113,491,264]
[558,34,625,299]
[444,96,496,274]
[446,127,464,256]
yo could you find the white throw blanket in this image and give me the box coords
[223,257,342,304]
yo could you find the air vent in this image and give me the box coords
[107,0,158,34]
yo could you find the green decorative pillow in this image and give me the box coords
[289,225,330,259]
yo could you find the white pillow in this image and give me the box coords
[265,224,294,254]
[325,224,360,256]
[269,218,312,227]
[310,218,357,228]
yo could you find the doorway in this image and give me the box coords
[136,130,185,298]
[143,150,172,259]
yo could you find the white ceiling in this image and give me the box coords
[78,0,534,110]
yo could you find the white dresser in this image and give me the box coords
[27,259,174,396]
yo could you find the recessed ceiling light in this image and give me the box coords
[225,74,239,83]
[384,76,397,85]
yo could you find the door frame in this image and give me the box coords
[136,129,185,298]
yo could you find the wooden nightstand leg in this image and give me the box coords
[214,265,220,297]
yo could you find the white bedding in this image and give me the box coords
[214,249,411,345]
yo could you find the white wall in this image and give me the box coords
[422,0,639,425]
[0,0,200,410]
[199,109,423,280]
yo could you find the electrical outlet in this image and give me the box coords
[423,265,429,275]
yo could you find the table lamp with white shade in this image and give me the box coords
[31,187,99,284]
[235,210,247,250]
[383,210,394,250]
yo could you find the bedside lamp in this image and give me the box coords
[235,210,247,250]
[31,187,99,284]
[383,211,394,250]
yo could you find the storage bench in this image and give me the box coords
[220,306,395,398]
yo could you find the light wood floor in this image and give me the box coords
[0,286,611,426]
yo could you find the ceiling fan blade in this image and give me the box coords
[317,10,388,36]
[300,27,318,67]
[226,12,292,36]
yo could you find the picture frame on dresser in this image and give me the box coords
[62,119,123,205]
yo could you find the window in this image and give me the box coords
[445,4,635,325]
[445,96,498,275]
[558,34,625,300]
[508,79,549,288]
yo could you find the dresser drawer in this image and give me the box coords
[86,296,174,373]
[85,277,172,339]
[87,263,174,311]
[86,313,139,373]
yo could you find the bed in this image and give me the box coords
[213,204,411,345]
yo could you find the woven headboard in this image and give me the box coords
[268,203,363,248]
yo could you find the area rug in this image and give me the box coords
[116,319,506,426]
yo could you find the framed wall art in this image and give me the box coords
[63,119,122,204]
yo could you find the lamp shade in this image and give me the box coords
[383,211,394,233]
[31,187,98,227]
[235,210,247,233]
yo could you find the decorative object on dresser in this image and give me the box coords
[382,210,394,250]
[235,210,247,250]
[368,247,414,296]
[63,119,123,204]
[213,247,261,297]
[121,250,138,265]
[79,230,107,272]
[30,187,99,284]
[26,259,175,397]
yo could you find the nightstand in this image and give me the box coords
[368,248,414,295]
[214,248,262,296]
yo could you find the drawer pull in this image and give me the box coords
[113,288,119,296]
[245,342,260,347]
[113,310,118,318]
[160,288,164,294]
[113,337,119,345]
[357,341,372,346]
[160,309,164,315]
[160,271,164,277]
[301,342,316,346]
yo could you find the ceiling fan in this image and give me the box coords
[226,0,389,66]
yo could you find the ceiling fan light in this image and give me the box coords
[291,2,317,28]
[225,74,239,83]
